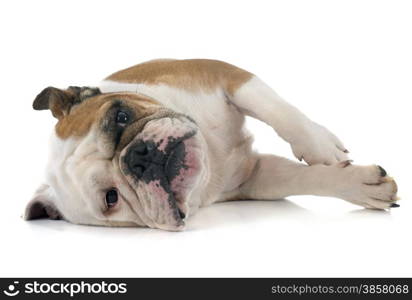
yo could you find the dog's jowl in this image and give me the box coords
[24,59,399,231]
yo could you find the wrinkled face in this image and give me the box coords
[26,88,208,231]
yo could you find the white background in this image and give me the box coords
[0,0,411,277]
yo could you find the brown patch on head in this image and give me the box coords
[33,86,101,119]
[55,93,160,139]
[106,59,253,95]
[33,85,161,139]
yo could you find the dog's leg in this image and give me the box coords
[233,76,348,165]
[235,154,398,209]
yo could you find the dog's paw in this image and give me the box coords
[290,121,348,165]
[336,163,399,210]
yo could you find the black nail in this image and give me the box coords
[344,149,349,153]
[378,165,387,177]
[178,209,186,219]
[390,203,400,208]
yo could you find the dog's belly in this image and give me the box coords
[100,81,256,206]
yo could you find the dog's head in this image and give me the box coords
[24,86,208,230]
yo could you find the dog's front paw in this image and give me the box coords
[336,163,399,209]
[290,121,348,165]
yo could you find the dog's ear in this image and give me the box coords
[32,86,101,119]
[24,184,62,220]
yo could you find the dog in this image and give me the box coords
[24,59,399,231]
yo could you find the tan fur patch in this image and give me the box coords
[106,59,253,95]
[56,93,159,139]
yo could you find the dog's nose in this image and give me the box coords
[124,140,166,180]
[134,142,149,156]
[126,142,151,178]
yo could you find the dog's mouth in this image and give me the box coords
[120,127,201,229]
[164,139,188,218]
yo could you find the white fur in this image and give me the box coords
[25,73,398,231]
[45,129,145,227]
[100,78,397,211]
[234,76,348,165]
[100,80,256,205]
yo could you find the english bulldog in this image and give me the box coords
[24,59,399,231]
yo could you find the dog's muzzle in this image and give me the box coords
[119,115,202,230]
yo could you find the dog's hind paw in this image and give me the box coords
[336,164,399,210]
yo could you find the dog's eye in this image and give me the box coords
[105,189,118,208]
[116,111,129,125]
